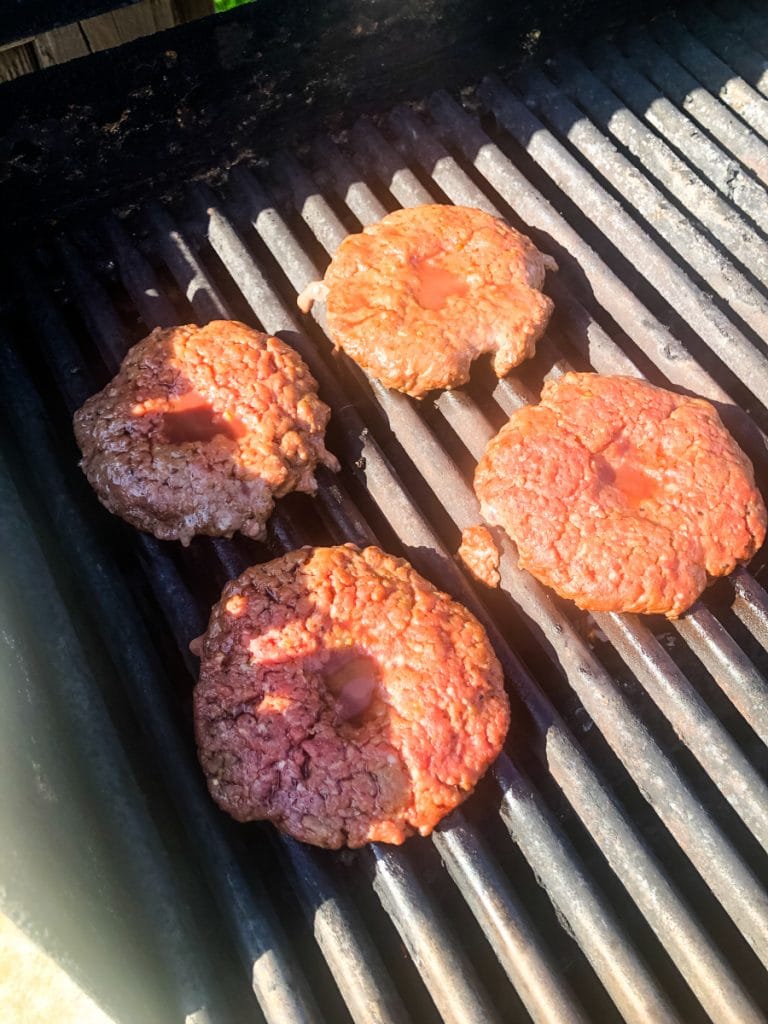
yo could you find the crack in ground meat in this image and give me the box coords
[73,321,338,544]
[194,544,510,848]
[475,373,767,617]
[298,205,555,398]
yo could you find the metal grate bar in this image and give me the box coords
[716,2,768,66]
[585,40,768,235]
[549,52,768,289]
[145,200,230,322]
[491,758,680,1024]
[623,28,768,184]
[672,607,768,747]
[733,567,768,645]
[481,74,768,411]
[597,611,768,848]
[431,819,586,1024]
[216,150,768,1020]
[651,15,768,141]
[311,136,391,223]
[517,62,768,328]
[184,179,693,1024]
[370,846,504,1024]
[278,837,414,1024]
[684,8,768,98]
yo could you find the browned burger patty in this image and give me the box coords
[297,205,555,398]
[193,544,509,848]
[73,321,338,544]
[475,373,767,617]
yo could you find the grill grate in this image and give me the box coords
[2,4,768,1022]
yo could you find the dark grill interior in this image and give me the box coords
[2,3,768,1022]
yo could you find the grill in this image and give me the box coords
[2,2,768,1022]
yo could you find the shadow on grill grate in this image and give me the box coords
[2,3,768,1022]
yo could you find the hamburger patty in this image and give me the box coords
[475,373,766,617]
[73,321,338,544]
[193,544,509,848]
[297,205,555,398]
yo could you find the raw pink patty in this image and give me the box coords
[475,373,766,617]
[316,205,554,398]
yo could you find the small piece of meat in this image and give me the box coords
[73,321,339,545]
[475,373,767,618]
[459,525,501,588]
[297,280,328,314]
[193,544,510,848]
[298,205,555,398]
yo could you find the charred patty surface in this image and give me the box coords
[298,205,554,398]
[193,544,509,848]
[73,321,338,544]
[475,373,766,617]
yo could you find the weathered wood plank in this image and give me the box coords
[0,2,140,49]
[34,24,90,68]
[0,36,34,54]
[80,12,126,50]
[175,0,213,21]
[0,43,37,82]
[149,0,179,31]
[81,0,162,50]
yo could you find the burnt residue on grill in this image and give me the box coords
[2,2,768,1023]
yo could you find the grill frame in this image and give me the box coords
[2,4,768,1022]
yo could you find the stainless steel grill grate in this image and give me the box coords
[2,5,768,1022]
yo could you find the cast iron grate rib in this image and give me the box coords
[2,4,768,1022]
